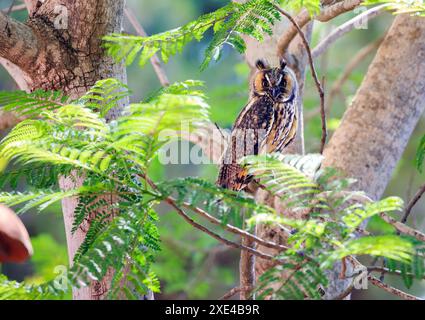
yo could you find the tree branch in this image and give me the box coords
[277,0,363,56]
[273,5,327,153]
[0,56,32,90]
[319,0,364,21]
[219,286,252,300]
[1,3,26,13]
[240,231,255,300]
[124,7,170,87]
[312,4,387,59]
[141,175,281,262]
[379,213,425,242]
[367,266,425,279]
[368,275,423,300]
[323,15,425,201]
[276,9,310,59]
[182,202,289,252]
[23,0,37,14]
[344,257,423,301]
[401,183,425,224]
[306,37,383,120]
[332,282,354,300]
[0,11,39,72]
[164,196,278,262]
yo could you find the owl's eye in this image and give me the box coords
[262,79,269,88]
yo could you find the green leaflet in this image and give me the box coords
[324,235,415,268]
[415,134,425,173]
[103,0,284,70]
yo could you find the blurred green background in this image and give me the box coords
[0,0,424,299]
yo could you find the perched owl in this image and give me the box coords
[217,58,298,191]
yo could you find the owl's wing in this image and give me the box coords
[217,97,274,190]
[267,99,298,154]
[231,97,275,159]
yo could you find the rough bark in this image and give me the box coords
[323,14,425,201]
[321,14,425,298]
[0,11,40,73]
[0,0,128,299]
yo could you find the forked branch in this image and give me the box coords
[273,5,327,153]
[277,0,363,56]
[312,4,388,59]
[0,11,39,72]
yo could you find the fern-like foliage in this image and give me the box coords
[386,239,425,288]
[77,78,131,117]
[0,275,64,300]
[143,80,206,103]
[104,0,283,70]
[415,134,425,172]
[158,177,273,228]
[0,78,211,299]
[243,154,424,299]
[1,74,423,300]
[70,206,161,298]
[0,89,68,117]
[0,164,66,190]
[241,154,322,209]
[0,187,98,214]
[256,254,327,300]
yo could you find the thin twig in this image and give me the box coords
[368,275,423,300]
[379,213,425,242]
[165,197,278,261]
[326,192,425,242]
[306,37,383,120]
[312,5,387,59]
[277,0,363,56]
[273,5,326,153]
[219,286,252,300]
[346,257,423,301]
[319,76,327,153]
[141,174,281,262]
[1,3,25,13]
[367,266,425,280]
[182,202,289,252]
[124,7,170,87]
[401,183,425,224]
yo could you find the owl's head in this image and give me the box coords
[252,59,297,102]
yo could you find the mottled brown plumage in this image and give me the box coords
[217,59,298,191]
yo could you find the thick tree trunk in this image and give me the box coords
[0,0,128,299]
[321,14,425,299]
[322,14,425,298]
[323,14,425,200]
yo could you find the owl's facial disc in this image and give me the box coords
[253,59,297,102]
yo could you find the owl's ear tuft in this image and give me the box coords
[280,58,287,70]
[255,59,268,70]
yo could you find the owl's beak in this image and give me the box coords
[271,88,280,100]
